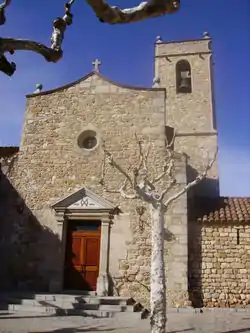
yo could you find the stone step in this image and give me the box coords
[4,298,98,306]
[8,307,115,318]
[2,293,144,318]
[8,304,57,313]
[7,304,140,318]
[2,295,135,306]
[98,297,135,306]
[8,302,137,312]
[0,291,95,303]
[2,294,75,301]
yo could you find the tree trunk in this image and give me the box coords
[150,202,166,333]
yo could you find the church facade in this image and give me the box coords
[1,34,250,309]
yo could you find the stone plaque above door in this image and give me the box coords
[52,187,117,213]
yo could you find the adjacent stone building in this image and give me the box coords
[1,34,250,308]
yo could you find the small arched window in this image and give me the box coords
[176,60,192,94]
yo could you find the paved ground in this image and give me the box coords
[0,311,250,333]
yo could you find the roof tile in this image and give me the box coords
[189,197,250,223]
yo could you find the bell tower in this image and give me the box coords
[154,33,219,196]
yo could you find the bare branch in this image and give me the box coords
[152,153,171,184]
[86,0,180,24]
[0,0,11,25]
[152,131,176,185]
[120,178,138,199]
[134,133,152,193]
[152,149,175,188]
[0,0,11,10]
[134,133,144,172]
[166,129,176,149]
[134,133,150,173]
[100,184,121,194]
[133,134,146,190]
[101,140,157,203]
[100,144,139,199]
[103,146,134,187]
[99,149,120,194]
[0,38,62,76]
[0,38,62,62]
[0,0,75,76]
[159,178,176,201]
[144,144,150,171]
[164,147,218,208]
[50,0,75,51]
[158,150,177,200]
[100,149,106,185]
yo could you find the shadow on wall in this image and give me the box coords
[0,169,63,292]
[186,164,219,197]
[187,215,203,308]
[186,164,219,307]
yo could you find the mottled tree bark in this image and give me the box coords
[150,203,166,333]
[86,0,180,24]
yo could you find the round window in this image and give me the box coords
[77,130,98,150]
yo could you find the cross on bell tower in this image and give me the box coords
[92,59,101,72]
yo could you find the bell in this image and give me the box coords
[179,77,189,90]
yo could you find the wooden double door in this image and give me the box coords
[64,220,101,291]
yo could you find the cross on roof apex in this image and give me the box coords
[92,59,101,72]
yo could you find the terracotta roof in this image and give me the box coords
[189,197,250,223]
[0,146,19,158]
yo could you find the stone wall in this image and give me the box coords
[189,221,250,308]
[6,72,190,307]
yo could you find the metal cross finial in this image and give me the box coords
[92,59,101,72]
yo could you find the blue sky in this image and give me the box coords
[0,0,250,197]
